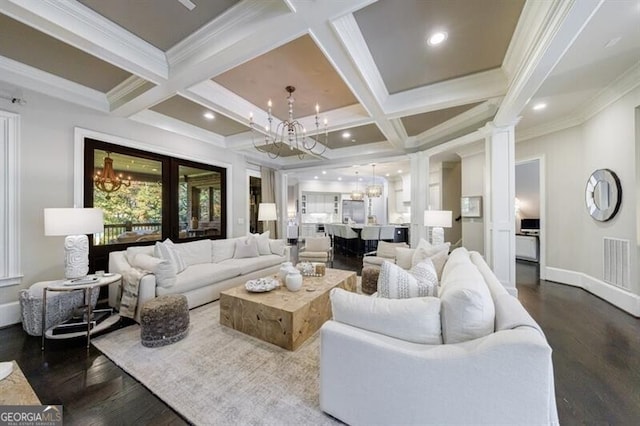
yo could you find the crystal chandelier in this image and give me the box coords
[366,163,382,198]
[249,86,328,159]
[351,171,364,201]
[94,152,131,198]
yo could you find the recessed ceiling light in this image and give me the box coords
[532,103,547,111]
[314,176,318,179]
[322,170,327,175]
[203,111,215,120]
[358,177,363,182]
[338,177,342,181]
[427,31,448,46]
[385,173,390,177]
[342,132,351,139]
[397,169,403,173]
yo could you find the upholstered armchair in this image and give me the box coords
[299,236,333,266]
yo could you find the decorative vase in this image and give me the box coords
[285,270,303,292]
[279,262,293,282]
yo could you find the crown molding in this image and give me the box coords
[581,60,640,122]
[0,55,108,111]
[167,0,292,73]
[330,13,388,107]
[107,76,154,111]
[516,61,640,143]
[384,69,507,118]
[129,109,226,148]
[1,0,168,82]
[495,0,603,126]
[408,100,499,149]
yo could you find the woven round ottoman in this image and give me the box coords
[140,295,189,348]
[361,266,381,295]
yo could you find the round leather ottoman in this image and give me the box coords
[361,266,381,295]
[140,295,189,347]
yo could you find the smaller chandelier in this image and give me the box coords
[366,163,382,198]
[94,152,131,198]
[351,171,364,201]
[249,85,328,160]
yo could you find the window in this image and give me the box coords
[93,150,163,245]
[84,138,227,271]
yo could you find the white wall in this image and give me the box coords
[461,152,485,254]
[0,83,250,310]
[516,85,640,311]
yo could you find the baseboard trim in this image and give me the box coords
[545,267,640,317]
[0,301,21,328]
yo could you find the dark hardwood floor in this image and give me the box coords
[2,253,639,425]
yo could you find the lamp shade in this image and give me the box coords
[424,210,452,228]
[44,208,104,236]
[258,203,277,221]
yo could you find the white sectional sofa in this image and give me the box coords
[321,247,558,425]
[108,235,290,322]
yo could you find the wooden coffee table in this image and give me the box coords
[220,268,356,350]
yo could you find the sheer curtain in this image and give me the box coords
[260,166,278,238]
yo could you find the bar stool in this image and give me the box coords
[379,225,396,242]
[360,226,380,254]
[343,226,359,255]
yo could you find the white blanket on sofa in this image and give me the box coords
[119,268,149,319]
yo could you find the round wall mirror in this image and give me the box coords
[585,169,621,222]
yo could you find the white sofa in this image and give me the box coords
[321,247,558,425]
[108,236,290,322]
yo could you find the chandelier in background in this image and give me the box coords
[94,152,131,198]
[351,170,364,201]
[249,86,328,160]
[366,163,382,198]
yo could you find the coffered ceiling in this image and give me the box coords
[0,0,638,182]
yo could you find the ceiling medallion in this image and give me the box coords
[249,86,328,160]
[94,152,131,199]
[366,164,382,198]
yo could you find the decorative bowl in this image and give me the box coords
[245,278,279,293]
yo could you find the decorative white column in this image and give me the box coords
[409,152,430,246]
[275,170,287,240]
[484,123,517,296]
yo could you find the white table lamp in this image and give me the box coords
[424,210,452,245]
[44,208,104,279]
[258,203,277,222]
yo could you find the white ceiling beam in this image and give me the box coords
[0,0,168,83]
[0,55,108,111]
[494,0,604,126]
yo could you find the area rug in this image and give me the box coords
[92,301,341,425]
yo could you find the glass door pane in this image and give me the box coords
[92,149,163,245]
[178,165,223,239]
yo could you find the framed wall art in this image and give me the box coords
[461,196,482,218]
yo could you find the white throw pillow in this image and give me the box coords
[125,245,154,264]
[250,231,271,256]
[395,247,415,270]
[173,239,212,266]
[376,241,408,259]
[439,264,495,344]
[234,238,259,259]
[269,239,286,256]
[154,239,187,274]
[377,260,437,299]
[330,288,442,345]
[130,253,176,288]
[211,239,237,263]
[409,259,439,296]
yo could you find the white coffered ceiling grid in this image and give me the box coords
[0,0,639,180]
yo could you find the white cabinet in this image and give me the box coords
[303,193,339,214]
[516,235,539,262]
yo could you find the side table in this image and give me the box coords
[41,273,122,350]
